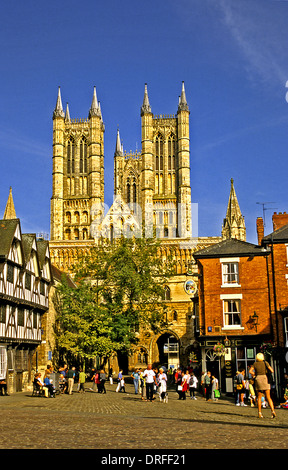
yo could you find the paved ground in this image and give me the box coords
[0,379,287,455]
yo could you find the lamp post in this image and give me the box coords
[249,311,259,332]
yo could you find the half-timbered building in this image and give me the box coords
[0,189,52,393]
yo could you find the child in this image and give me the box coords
[261,395,267,408]
[248,379,256,407]
[119,377,126,393]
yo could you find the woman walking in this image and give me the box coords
[131,368,140,395]
[249,353,276,419]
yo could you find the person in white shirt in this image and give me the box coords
[143,364,157,402]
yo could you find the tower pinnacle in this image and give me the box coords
[89,86,101,118]
[115,128,123,156]
[65,102,71,122]
[53,87,65,119]
[141,83,152,115]
[178,81,189,112]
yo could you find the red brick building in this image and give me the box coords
[260,214,288,386]
[194,238,272,394]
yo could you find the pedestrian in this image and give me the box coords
[189,372,198,399]
[94,370,102,392]
[109,367,113,385]
[204,371,212,401]
[175,368,182,392]
[0,376,9,396]
[116,369,123,392]
[176,371,186,400]
[249,353,276,419]
[152,367,158,399]
[200,371,206,399]
[248,379,256,407]
[143,364,157,402]
[119,376,126,392]
[212,375,219,401]
[89,369,96,391]
[235,369,247,406]
[99,369,107,393]
[131,368,140,394]
[276,386,288,409]
[139,368,145,400]
[181,370,189,399]
[59,374,66,394]
[67,366,75,395]
[78,368,86,393]
[157,367,167,401]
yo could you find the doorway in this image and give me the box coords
[156,333,179,369]
[205,349,221,387]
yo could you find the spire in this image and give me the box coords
[178,81,189,112]
[98,101,103,121]
[53,87,65,119]
[222,178,246,241]
[65,102,71,122]
[3,187,17,220]
[89,86,101,118]
[141,83,152,115]
[115,128,123,156]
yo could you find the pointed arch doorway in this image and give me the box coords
[156,332,179,369]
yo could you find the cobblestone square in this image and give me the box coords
[0,380,287,452]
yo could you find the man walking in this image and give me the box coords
[67,366,76,395]
[143,364,157,402]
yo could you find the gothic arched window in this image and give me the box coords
[127,181,130,204]
[79,137,87,173]
[67,138,75,174]
[163,285,171,301]
[133,182,137,203]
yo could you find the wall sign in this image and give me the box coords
[184,279,197,296]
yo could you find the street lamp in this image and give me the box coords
[249,311,259,332]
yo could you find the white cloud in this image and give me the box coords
[216,0,288,86]
[0,128,49,159]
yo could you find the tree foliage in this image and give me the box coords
[53,237,173,365]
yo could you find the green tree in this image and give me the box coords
[54,237,173,367]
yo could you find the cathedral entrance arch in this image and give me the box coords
[154,332,180,370]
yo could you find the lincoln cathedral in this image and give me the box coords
[49,83,246,371]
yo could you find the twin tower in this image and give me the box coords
[51,83,192,244]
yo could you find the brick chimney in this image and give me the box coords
[256,217,264,245]
[272,212,288,231]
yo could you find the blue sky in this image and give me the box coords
[0,0,288,243]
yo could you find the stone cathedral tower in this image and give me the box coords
[50,87,104,243]
[114,82,192,239]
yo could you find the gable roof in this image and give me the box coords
[0,219,21,259]
[22,233,37,264]
[262,223,288,245]
[193,238,269,259]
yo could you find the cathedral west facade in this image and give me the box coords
[49,83,245,372]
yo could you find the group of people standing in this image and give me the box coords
[175,368,199,400]
[200,371,220,401]
[127,364,168,402]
